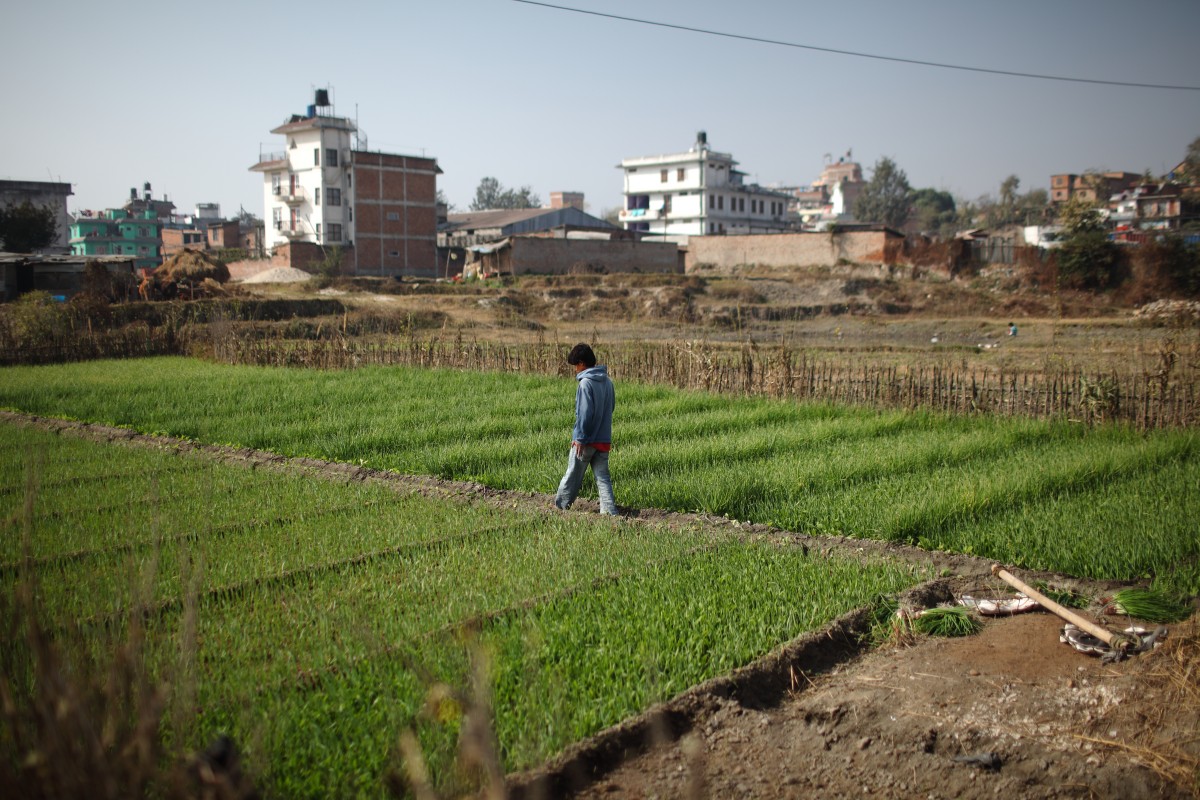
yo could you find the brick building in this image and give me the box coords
[161,219,240,259]
[1049,172,1141,204]
[250,90,441,277]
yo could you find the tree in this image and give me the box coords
[853,157,911,228]
[1176,135,1200,183]
[436,189,455,212]
[995,174,1020,225]
[0,200,58,253]
[1055,196,1118,290]
[908,188,956,235]
[469,177,541,211]
[1018,188,1049,225]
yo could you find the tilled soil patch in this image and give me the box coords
[563,612,1191,799]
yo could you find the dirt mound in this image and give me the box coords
[157,249,230,284]
[1133,299,1200,326]
[241,266,314,284]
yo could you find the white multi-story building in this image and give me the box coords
[249,90,441,276]
[251,90,355,252]
[618,132,792,237]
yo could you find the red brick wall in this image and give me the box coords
[350,150,439,277]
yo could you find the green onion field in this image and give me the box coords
[2,355,1197,796]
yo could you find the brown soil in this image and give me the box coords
[549,612,1195,799]
[3,411,1195,799]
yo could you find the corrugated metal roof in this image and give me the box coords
[0,252,135,264]
[443,207,616,234]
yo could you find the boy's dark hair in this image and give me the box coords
[566,343,597,368]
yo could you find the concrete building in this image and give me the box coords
[249,90,441,277]
[0,179,74,252]
[618,132,792,237]
[783,154,867,230]
[122,182,176,221]
[1108,182,1196,233]
[69,209,161,270]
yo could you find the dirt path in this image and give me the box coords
[4,411,1191,799]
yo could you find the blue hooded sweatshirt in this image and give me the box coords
[572,365,614,445]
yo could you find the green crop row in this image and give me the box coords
[1,421,921,797]
[0,357,1196,591]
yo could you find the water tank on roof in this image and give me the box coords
[315,88,330,107]
[697,130,707,147]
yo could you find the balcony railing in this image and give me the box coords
[277,225,306,239]
[619,207,665,220]
[280,186,306,205]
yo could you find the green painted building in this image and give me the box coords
[69,209,161,270]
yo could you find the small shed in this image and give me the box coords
[461,235,680,278]
[438,207,622,249]
[0,253,137,301]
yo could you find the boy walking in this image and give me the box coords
[554,343,617,515]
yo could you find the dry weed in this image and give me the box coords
[1076,616,1200,794]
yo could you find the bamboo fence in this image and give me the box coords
[209,333,1199,430]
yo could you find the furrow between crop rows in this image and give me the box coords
[0,496,413,575]
[43,522,527,637]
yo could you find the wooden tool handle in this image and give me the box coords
[991,564,1134,652]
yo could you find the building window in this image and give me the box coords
[718,196,724,210]
[386,211,400,221]
[708,195,714,209]
[662,196,672,213]
[314,148,320,166]
[139,226,149,237]
[739,197,745,212]
[677,168,685,181]
[389,250,400,257]
[316,223,322,239]
[348,205,353,221]
[347,173,351,187]
[326,148,339,167]
[314,187,321,205]
[327,188,341,206]
[272,174,282,194]
[660,169,668,183]
[328,223,342,242]
[272,207,282,226]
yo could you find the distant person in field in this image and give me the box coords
[554,343,617,515]
[1009,321,1018,337]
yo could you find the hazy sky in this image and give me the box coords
[3,0,1198,218]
